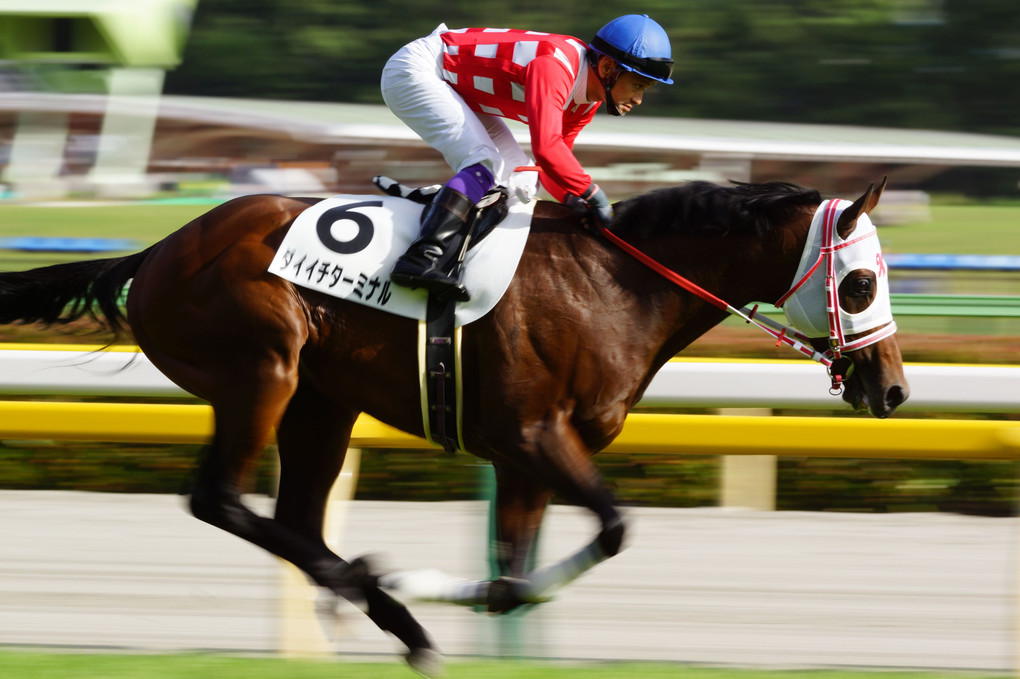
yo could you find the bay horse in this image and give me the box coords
[0,179,907,676]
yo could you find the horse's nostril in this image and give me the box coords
[886,384,908,409]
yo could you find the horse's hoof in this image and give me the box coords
[405,647,445,679]
[486,576,529,614]
[321,555,380,603]
[314,589,345,637]
[345,555,380,589]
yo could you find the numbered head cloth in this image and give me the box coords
[781,199,893,340]
[589,14,674,84]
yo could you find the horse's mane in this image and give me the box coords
[611,181,822,239]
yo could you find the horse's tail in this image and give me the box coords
[0,246,154,336]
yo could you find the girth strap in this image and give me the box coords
[419,295,463,453]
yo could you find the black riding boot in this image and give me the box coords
[390,186,475,301]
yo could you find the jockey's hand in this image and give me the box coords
[565,186,613,232]
[508,171,537,204]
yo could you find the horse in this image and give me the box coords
[0,178,908,676]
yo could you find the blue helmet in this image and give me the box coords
[589,14,674,85]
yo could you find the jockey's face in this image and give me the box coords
[609,71,656,115]
[590,56,657,115]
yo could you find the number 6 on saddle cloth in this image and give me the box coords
[269,179,527,452]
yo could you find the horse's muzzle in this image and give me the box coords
[852,379,909,419]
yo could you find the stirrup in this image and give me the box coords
[472,187,509,245]
[390,268,470,302]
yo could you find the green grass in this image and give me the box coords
[0,203,213,242]
[1,199,1019,270]
[878,204,1020,255]
[0,651,1007,679]
[0,202,214,272]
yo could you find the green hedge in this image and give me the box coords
[2,441,1016,516]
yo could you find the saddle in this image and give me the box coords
[373,175,511,454]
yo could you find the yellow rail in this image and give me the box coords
[2,400,1017,460]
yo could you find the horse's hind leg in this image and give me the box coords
[274,380,438,668]
[155,333,368,603]
[189,366,442,672]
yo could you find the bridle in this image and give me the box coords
[595,198,897,394]
[774,198,898,385]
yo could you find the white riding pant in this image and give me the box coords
[381,24,535,198]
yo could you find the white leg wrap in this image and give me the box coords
[518,539,606,602]
[379,568,489,607]
[378,538,608,610]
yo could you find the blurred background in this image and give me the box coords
[3,0,1020,200]
[1,1,1020,674]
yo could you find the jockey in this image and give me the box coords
[381,14,674,301]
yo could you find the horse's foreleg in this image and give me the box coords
[380,504,621,613]
[491,464,553,577]
[378,465,552,609]
[504,511,623,604]
[382,417,625,614]
[496,412,627,607]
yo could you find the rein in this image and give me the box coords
[509,166,894,392]
[593,201,895,393]
[593,222,840,381]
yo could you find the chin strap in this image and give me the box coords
[601,77,623,116]
[589,54,624,117]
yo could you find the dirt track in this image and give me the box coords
[1,491,1013,670]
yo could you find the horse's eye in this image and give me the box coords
[854,278,872,295]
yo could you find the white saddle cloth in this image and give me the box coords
[269,193,534,326]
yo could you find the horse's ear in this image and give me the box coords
[836,177,886,239]
[868,176,888,214]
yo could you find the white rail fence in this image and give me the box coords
[3,345,1019,412]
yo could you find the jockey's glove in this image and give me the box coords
[565,184,613,231]
[508,170,538,204]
